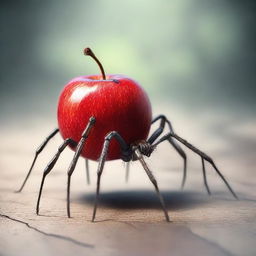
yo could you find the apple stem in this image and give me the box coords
[84,48,106,80]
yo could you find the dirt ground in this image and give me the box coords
[1,106,255,256]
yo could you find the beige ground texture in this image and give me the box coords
[1,105,255,256]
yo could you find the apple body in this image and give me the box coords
[57,74,152,161]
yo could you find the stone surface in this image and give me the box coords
[1,106,255,256]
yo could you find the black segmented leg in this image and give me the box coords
[134,149,170,222]
[92,131,130,222]
[148,115,187,189]
[67,117,96,218]
[36,138,76,215]
[16,128,59,193]
[125,162,130,183]
[168,138,187,189]
[148,115,168,144]
[153,132,238,199]
[85,159,90,185]
[202,157,211,195]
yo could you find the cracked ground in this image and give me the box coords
[1,106,256,256]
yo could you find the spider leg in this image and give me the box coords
[148,115,167,144]
[67,117,96,218]
[202,157,211,195]
[85,159,90,185]
[135,149,170,222]
[36,138,77,215]
[125,161,130,183]
[148,115,187,189]
[168,138,187,189]
[92,131,130,222]
[153,132,238,199]
[16,128,59,193]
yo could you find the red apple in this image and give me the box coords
[57,56,152,161]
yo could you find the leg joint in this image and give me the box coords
[105,131,131,161]
[81,116,96,138]
[151,115,167,124]
[105,131,118,141]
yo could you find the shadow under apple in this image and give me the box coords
[78,190,213,210]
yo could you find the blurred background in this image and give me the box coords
[1,0,255,122]
[0,0,255,184]
[0,3,256,255]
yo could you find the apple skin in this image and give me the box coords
[57,74,152,161]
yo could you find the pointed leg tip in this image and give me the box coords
[181,176,186,190]
[207,190,211,196]
[166,216,171,222]
[232,190,239,200]
[91,211,96,222]
[164,212,171,222]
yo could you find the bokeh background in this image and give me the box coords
[0,0,256,184]
[1,2,256,255]
[1,0,255,123]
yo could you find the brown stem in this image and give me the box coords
[83,47,106,80]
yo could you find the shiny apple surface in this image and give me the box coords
[57,75,152,160]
